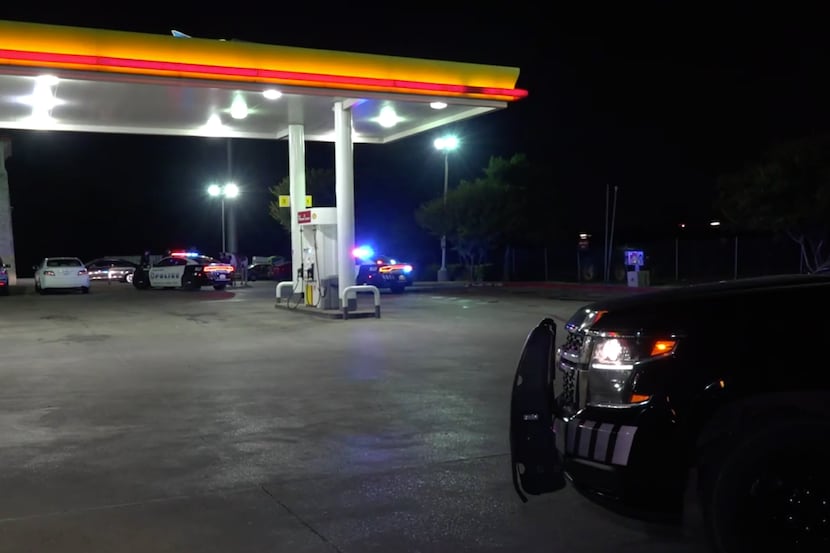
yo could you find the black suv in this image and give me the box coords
[510,274,830,553]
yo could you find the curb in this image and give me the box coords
[410,281,655,294]
[273,302,378,320]
[502,281,653,293]
[5,285,29,296]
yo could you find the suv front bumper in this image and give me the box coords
[553,404,688,516]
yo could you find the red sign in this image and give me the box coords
[298,210,312,224]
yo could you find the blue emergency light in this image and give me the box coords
[352,245,374,261]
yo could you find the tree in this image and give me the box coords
[416,175,507,281]
[268,168,336,232]
[416,153,558,281]
[479,154,538,280]
[716,136,830,272]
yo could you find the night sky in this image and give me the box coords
[2,4,828,273]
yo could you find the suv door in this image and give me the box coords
[509,318,565,501]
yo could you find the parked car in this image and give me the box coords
[132,251,234,291]
[247,261,293,282]
[247,263,273,281]
[33,257,90,294]
[0,256,9,295]
[510,274,830,553]
[271,261,293,281]
[85,258,138,283]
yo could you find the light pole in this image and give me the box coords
[207,182,239,253]
[709,220,739,280]
[676,223,685,281]
[433,135,459,281]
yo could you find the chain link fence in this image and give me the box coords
[503,235,803,284]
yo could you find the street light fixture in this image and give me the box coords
[207,182,239,253]
[224,182,239,198]
[433,135,459,281]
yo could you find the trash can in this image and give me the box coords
[321,276,344,310]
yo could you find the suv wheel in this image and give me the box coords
[702,419,830,553]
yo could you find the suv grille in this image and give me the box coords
[557,328,582,414]
[560,365,576,407]
[562,331,583,355]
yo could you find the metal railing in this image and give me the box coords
[341,285,381,319]
[275,280,297,304]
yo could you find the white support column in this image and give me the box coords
[334,101,355,304]
[288,124,306,286]
[0,139,16,286]
[226,139,238,254]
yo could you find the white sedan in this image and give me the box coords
[34,257,91,294]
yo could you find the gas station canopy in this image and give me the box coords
[0,20,527,142]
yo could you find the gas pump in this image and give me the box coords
[298,207,339,309]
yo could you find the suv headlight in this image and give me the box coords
[591,336,677,370]
[587,336,678,406]
[592,337,636,369]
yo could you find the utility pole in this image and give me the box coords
[603,184,609,282]
[607,186,619,282]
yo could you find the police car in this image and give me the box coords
[132,251,234,291]
[0,256,11,295]
[353,247,414,293]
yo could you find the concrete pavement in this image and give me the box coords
[0,282,707,552]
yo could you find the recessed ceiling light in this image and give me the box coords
[230,95,248,119]
[201,114,226,136]
[18,77,63,118]
[430,101,448,110]
[22,106,56,128]
[263,89,282,100]
[36,74,59,86]
[373,106,402,128]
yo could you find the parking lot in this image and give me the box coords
[0,281,707,552]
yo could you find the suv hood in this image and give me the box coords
[576,274,830,335]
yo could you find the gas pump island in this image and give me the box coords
[296,207,340,310]
[284,207,381,317]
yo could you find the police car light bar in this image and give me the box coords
[171,251,199,257]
